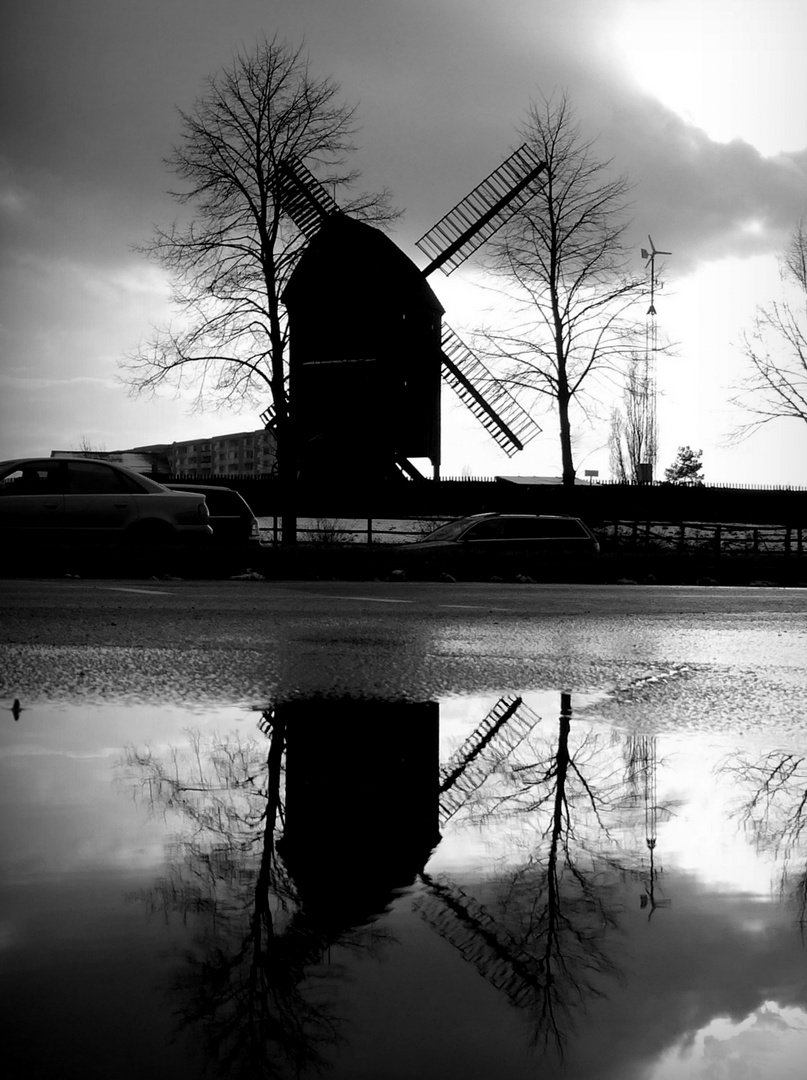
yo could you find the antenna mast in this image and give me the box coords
[637,236,671,483]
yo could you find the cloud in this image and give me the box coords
[0,373,118,392]
[603,95,807,273]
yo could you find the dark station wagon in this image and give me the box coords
[165,484,263,551]
[390,512,600,575]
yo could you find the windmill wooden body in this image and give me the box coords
[278,148,546,481]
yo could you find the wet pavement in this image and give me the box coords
[2,581,807,1078]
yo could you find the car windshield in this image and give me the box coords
[419,517,481,543]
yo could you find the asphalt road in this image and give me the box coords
[2,580,806,736]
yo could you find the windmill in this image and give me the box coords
[276,148,546,481]
[634,235,671,483]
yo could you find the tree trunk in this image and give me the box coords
[558,393,576,488]
[273,413,297,547]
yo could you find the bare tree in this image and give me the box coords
[480,94,642,487]
[608,359,658,483]
[121,35,396,539]
[731,220,807,437]
[71,435,107,454]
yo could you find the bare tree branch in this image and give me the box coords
[478,92,643,486]
[729,220,807,440]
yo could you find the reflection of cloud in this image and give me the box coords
[648,1002,807,1079]
[563,879,807,1080]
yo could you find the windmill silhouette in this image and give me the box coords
[276,148,546,480]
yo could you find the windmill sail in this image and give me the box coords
[416,143,546,277]
[439,695,541,824]
[276,157,341,238]
[441,325,542,456]
[415,873,542,1010]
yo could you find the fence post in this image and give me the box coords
[713,524,722,557]
[612,520,619,547]
[785,526,792,556]
[678,522,686,553]
[367,518,373,545]
[753,528,759,554]
[631,520,638,548]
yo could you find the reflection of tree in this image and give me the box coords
[123,713,376,1078]
[722,748,807,933]
[419,694,638,1055]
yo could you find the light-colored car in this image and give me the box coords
[0,457,212,548]
[393,512,600,562]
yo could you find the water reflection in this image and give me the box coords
[5,693,807,1078]
[419,695,678,1055]
[721,746,807,933]
[120,695,682,1070]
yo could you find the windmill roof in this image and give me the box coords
[282,214,444,315]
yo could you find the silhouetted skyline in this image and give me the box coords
[2,0,806,483]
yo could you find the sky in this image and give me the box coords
[2,0,806,485]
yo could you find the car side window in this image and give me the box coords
[525,518,587,539]
[464,520,506,540]
[66,461,129,494]
[498,518,528,539]
[470,518,528,540]
[0,463,64,495]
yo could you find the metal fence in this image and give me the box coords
[604,520,806,556]
[258,516,453,546]
[258,515,805,555]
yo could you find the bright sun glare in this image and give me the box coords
[612,0,807,156]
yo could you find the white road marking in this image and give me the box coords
[437,604,510,610]
[100,587,172,596]
[327,595,415,604]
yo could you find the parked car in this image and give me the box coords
[389,512,600,571]
[0,457,212,550]
[164,484,262,550]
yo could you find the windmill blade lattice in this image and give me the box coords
[441,326,542,457]
[439,695,541,823]
[416,143,546,277]
[415,873,542,1009]
[276,157,341,238]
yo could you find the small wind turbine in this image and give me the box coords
[640,235,671,315]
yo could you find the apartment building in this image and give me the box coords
[168,429,277,477]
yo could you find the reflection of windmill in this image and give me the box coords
[634,236,671,483]
[439,695,541,824]
[277,149,546,480]
[415,872,543,1010]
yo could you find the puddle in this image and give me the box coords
[3,692,807,1078]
